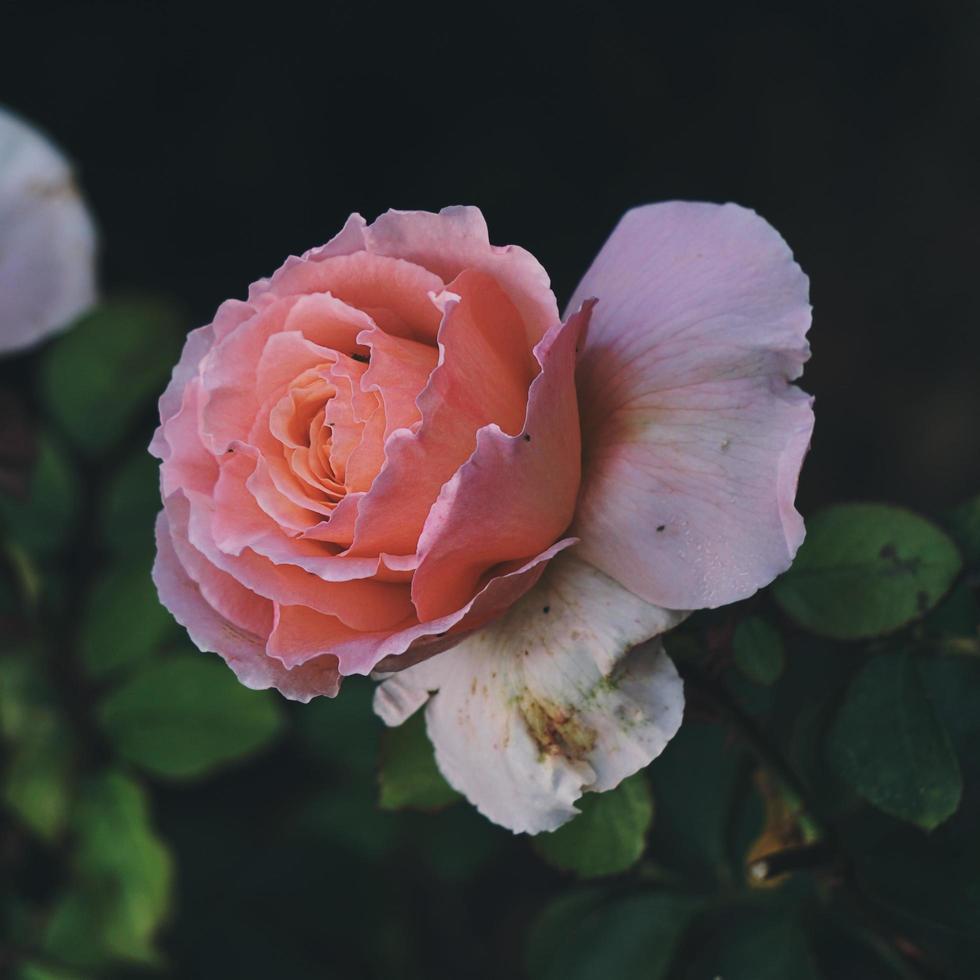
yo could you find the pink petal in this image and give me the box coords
[176,487,414,632]
[254,330,336,397]
[151,323,214,459]
[200,294,300,452]
[281,289,374,355]
[271,538,575,676]
[346,268,541,558]
[164,497,274,639]
[366,206,559,346]
[153,510,339,702]
[255,250,444,344]
[154,379,218,497]
[568,202,814,610]
[411,301,590,621]
[359,325,438,436]
[246,454,324,534]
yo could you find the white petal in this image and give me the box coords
[373,553,686,834]
[0,107,97,354]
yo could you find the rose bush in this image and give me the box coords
[152,204,813,832]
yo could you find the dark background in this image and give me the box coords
[4,2,980,977]
[7,0,980,516]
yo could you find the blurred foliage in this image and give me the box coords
[378,711,460,812]
[97,655,284,780]
[827,652,962,830]
[532,773,653,878]
[772,504,962,640]
[39,299,183,457]
[732,615,785,686]
[526,888,700,980]
[79,556,176,680]
[0,435,77,559]
[1,296,979,980]
[43,772,172,969]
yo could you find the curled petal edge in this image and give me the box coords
[374,553,687,834]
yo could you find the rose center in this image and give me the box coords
[269,354,381,509]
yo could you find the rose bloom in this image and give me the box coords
[0,106,96,353]
[152,205,812,833]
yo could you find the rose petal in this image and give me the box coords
[256,250,444,344]
[270,537,575,676]
[410,301,590,621]
[374,553,686,834]
[347,268,541,558]
[254,330,336,397]
[0,108,96,354]
[281,290,374,353]
[155,379,218,497]
[153,510,340,702]
[164,497,273,639]
[568,202,814,610]
[358,325,438,436]
[151,323,214,459]
[199,293,301,452]
[366,206,559,346]
[176,485,416,634]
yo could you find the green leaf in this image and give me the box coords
[917,655,980,830]
[812,912,919,980]
[769,636,857,812]
[733,616,785,685]
[827,652,962,829]
[3,711,73,841]
[0,434,78,556]
[0,652,73,841]
[686,910,819,980]
[0,652,48,741]
[378,710,460,812]
[18,963,90,980]
[532,773,653,877]
[847,819,980,974]
[923,581,980,640]
[526,889,698,980]
[97,653,284,779]
[773,503,962,640]
[100,449,162,554]
[43,771,173,968]
[947,494,980,567]
[39,297,183,455]
[647,721,744,885]
[78,556,176,679]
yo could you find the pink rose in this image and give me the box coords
[153,204,812,832]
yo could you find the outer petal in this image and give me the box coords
[568,202,814,610]
[255,250,444,344]
[0,108,96,354]
[153,511,340,702]
[410,301,590,621]
[270,537,575,677]
[374,554,686,834]
[366,206,559,346]
[176,488,418,634]
[346,269,541,558]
